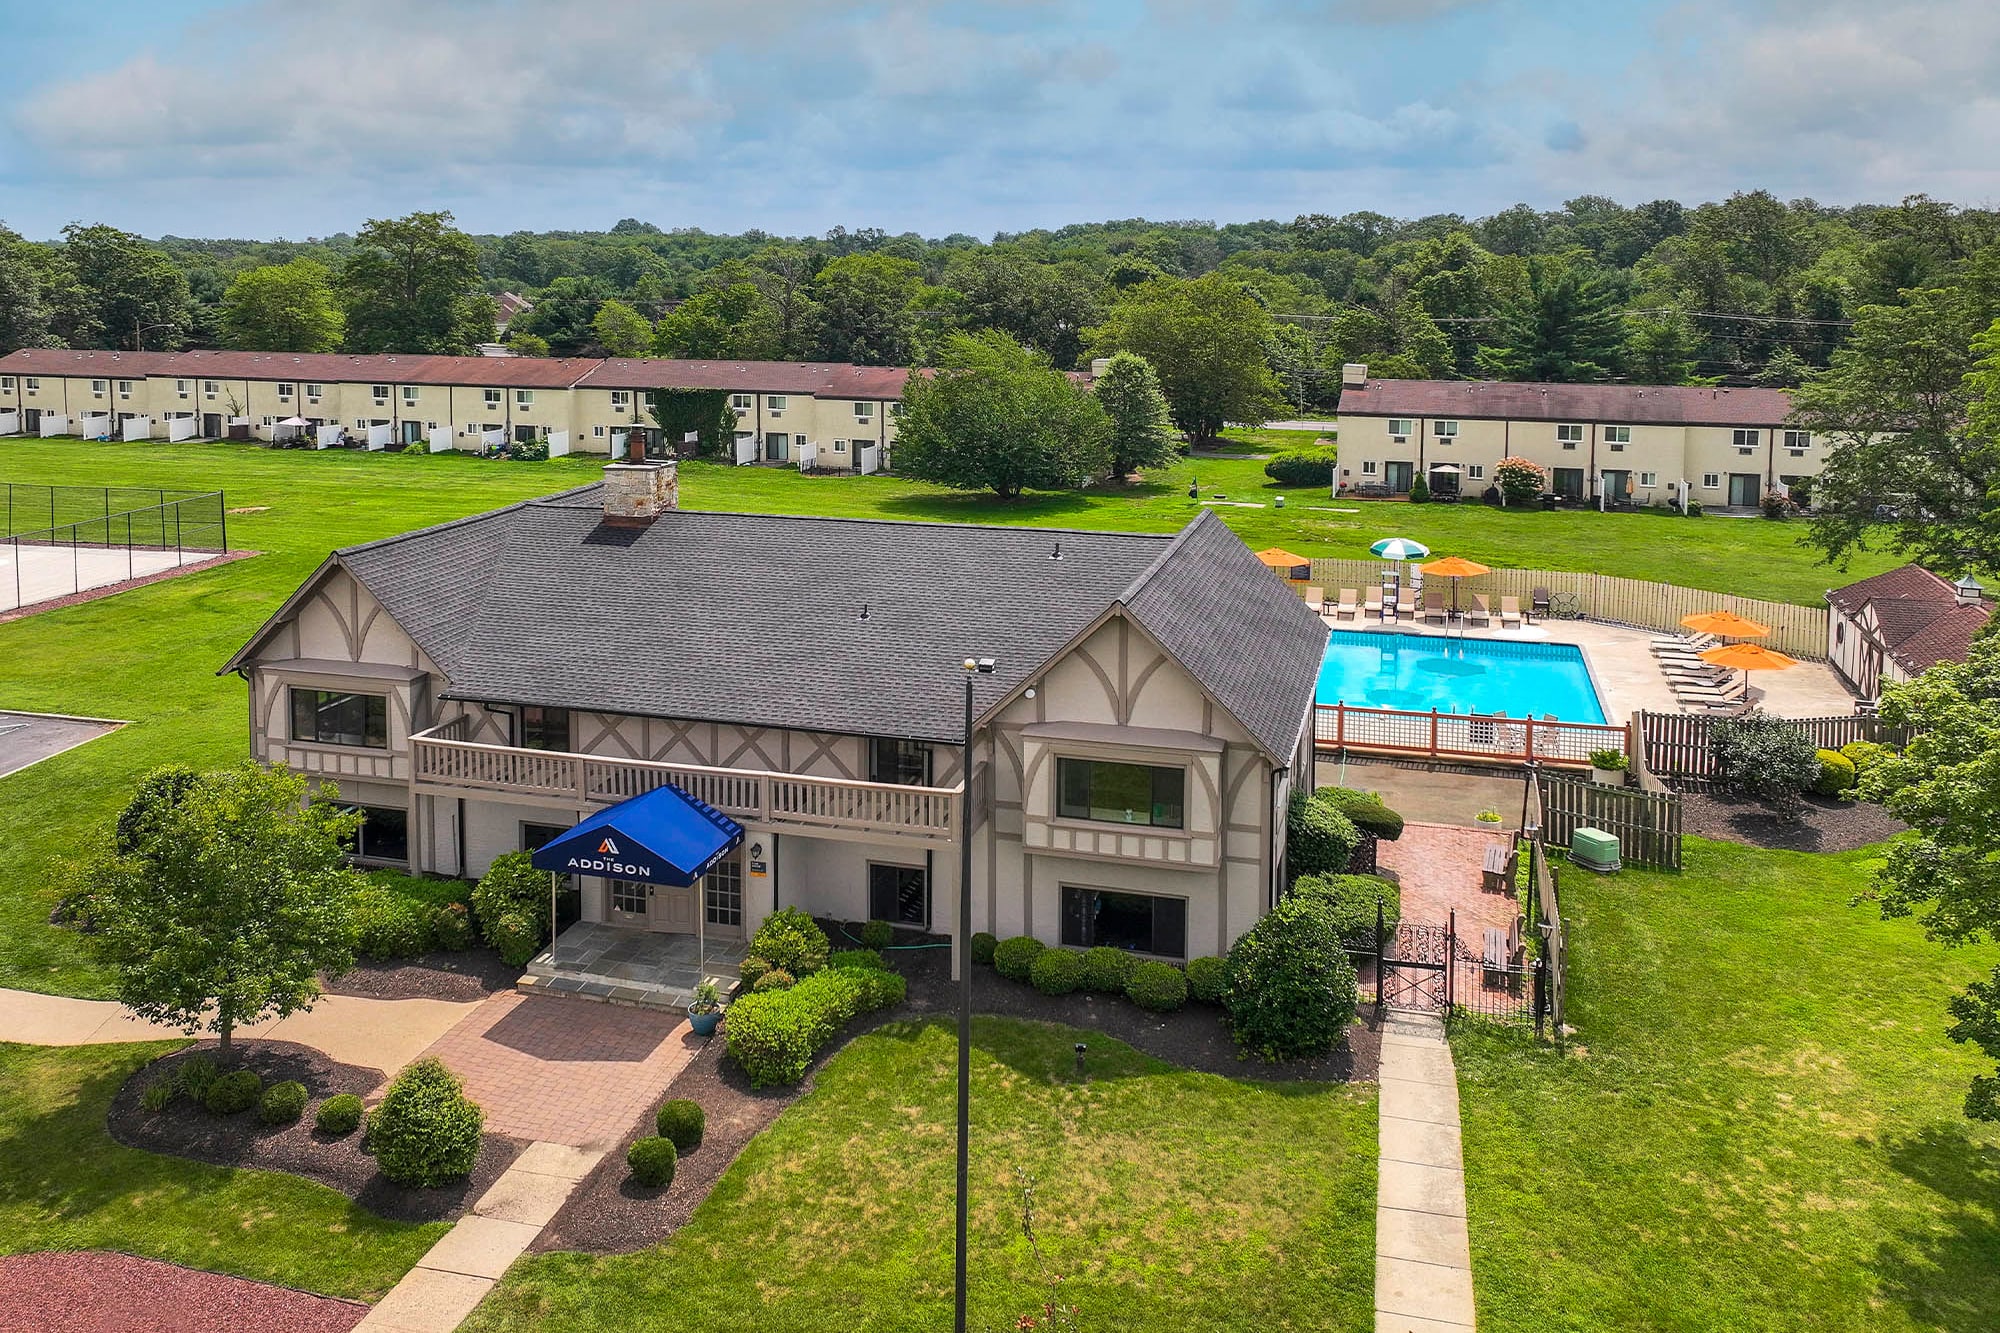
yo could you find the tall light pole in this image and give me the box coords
[956,655,995,1333]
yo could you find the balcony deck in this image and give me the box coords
[411,720,960,846]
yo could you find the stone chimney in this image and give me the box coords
[602,456,678,526]
[1342,362,1368,386]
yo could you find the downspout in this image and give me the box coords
[1268,764,1288,909]
[456,797,467,878]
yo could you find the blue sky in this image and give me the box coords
[2,0,1996,241]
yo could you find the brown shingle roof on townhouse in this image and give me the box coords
[0,348,185,376]
[161,350,599,389]
[1338,378,1795,428]
[578,358,911,399]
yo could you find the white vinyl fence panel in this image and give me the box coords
[167,416,198,442]
[733,432,757,465]
[428,426,454,453]
[366,423,394,451]
[315,425,343,450]
[80,414,112,440]
[0,411,17,434]
[120,416,151,442]
[857,442,880,475]
[797,441,817,470]
[39,415,70,437]
[547,430,571,458]
[482,428,506,450]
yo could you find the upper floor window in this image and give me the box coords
[289,687,387,748]
[1603,425,1631,444]
[117,380,133,398]
[372,384,390,403]
[305,383,323,402]
[519,705,570,752]
[204,380,219,396]
[483,389,503,410]
[1432,419,1459,438]
[766,395,787,412]
[1556,424,1583,448]
[516,389,534,408]
[1388,418,1412,442]
[1057,757,1185,829]
[91,380,106,396]
[854,401,875,421]
[610,390,631,408]
[1783,429,1810,450]
[869,738,931,786]
[0,376,12,391]
[174,379,189,397]
[402,385,419,404]
[25,377,39,392]
[730,393,752,411]
[277,382,294,399]
[1732,429,1760,449]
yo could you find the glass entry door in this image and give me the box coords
[608,879,649,926]
[1729,473,1762,507]
[1384,461,1414,493]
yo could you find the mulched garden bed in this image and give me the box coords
[536,947,1381,1255]
[321,948,521,1002]
[1678,790,1907,854]
[107,1040,527,1223]
[0,1251,366,1333]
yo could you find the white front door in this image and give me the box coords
[653,884,697,932]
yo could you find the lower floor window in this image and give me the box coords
[869,862,929,927]
[705,858,743,928]
[347,805,408,863]
[1060,886,1187,959]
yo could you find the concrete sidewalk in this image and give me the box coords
[1376,1011,1477,1332]
[0,986,481,1081]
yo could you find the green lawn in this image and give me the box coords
[1452,838,2000,1333]
[0,1041,444,1300]
[464,1017,1378,1333]
[0,439,1893,996]
[1215,426,1332,452]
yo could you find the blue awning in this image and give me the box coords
[529,782,744,887]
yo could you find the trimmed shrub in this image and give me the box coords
[140,1079,176,1113]
[177,1054,219,1103]
[860,919,894,950]
[1408,473,1431,503]
[1126,960,1188,1012]
[725,965,907,1088]
[752,968,796,993]
[1288,791,1361,880]
[970,932,999,966]
[505,436,551,462]
[1292,873,1399,949]
[258,1080,309,1125]
[749,907,830,977]
[1223,896,1359,1061]
[316,1093,364,1136]
[1264,448,1338,488]
[993,935,1046,982]
[627,1136,678,1188]
[115,764,200,856]
[655,1098,704,1153]
[828,948,888,971]
[472,853,547,960]
[1311,787,1404,841]
[348,886,433,959]
[1185,955,1228,1005]
[204,1069,263,1116]
[1494,457,1545,504]
[430,902,475,951]
[738,955,773,988]
[1711,711,1820,815]
[1841,740,1893,777]
[488,911,544,968]
[368,1057,484,1187]
[1029,948,1086,996]
[1814,748,1858,797]
[1079,946,1136,994]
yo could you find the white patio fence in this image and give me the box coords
[166,416,198,441]
[0,411,17,435]
[366,423,394,451]
[547,430,571,458]
[40,415,71,437]
[428,426,454,454]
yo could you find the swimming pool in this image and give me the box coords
[1315,630,1607,723]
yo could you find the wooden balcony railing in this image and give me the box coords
[410,726,958,844]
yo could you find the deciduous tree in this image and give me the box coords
[219,259,345,352]
[1093,351,1179,481]
[62,224,192,350]
[340,211,494,354]
[591,298,654,359]
[893,331,1109,498]
[1091,274,1284,444]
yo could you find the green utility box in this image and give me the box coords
[1570,826,1622,873]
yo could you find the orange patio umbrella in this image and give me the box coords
[1680,609,1770,639]
[1419,555,1492,615]
[1256,547,1313,580]
[1697,643,1797,671]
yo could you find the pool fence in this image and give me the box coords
[1305,558,1828,659]
[1633,708,1909,792]
[1314,700,1630,767]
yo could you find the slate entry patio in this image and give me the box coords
[519,921,746,1011]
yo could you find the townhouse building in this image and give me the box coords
[1334,369,1815,510]
[0,348,911,470]
[221,463,1326,979]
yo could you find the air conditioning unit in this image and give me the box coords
[1738,446,1755,455]
[1389,434,1408,445]
[1789,448,1805,458]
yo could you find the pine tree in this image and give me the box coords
[1475,258,1626,382]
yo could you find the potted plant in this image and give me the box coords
[1474,808,1504,825]
[1588,748,1629,787]
[687,980,723,1037]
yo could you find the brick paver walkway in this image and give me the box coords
[413,992,697,1150]
[1377,822,1519,940]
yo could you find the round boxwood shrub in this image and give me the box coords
[140,1079,176,1113]
[1126,960,1188,1012]
[1288,791,1361,880]
[430,902,476,951]
[177,1053,219,1103]
[1291,873,1399,949]
[471,852,547,958]
[316,1093,364,1136]
[628,1135,678,1188]
[1814,748,1858,797]
[1079,946,1135,994]
[488,911,544,968]
[993,935,1046,982]
[738,955,773,987]
[1263,448,1338,488]
[827,948,887,972]
[655,1098,704,1153]
[1840,739,1893,777]
[970,932,999,966]
[860,919,894,950]
[258,1080,309,1125]
[369,1057,484,1188]
[1311,787,1405,842]
[750,907,830,977]
[204,1069,263,1116]
[1029,948,1085,996]
[348,886,432,959]
[1185,955,1228,1005]
[752,968,795,992]
[1223,896,1360,1061]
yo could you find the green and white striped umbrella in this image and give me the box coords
[1369,537,1431,560]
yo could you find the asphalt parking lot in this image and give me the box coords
[0,710,123,779]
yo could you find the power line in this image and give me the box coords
[1270,306,1856,329]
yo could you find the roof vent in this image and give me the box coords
[1954,574,1984,607]
[1050,541,1063,560]
[859,603,871,620]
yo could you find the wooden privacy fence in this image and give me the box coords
[1306,557,1829,659]
[1536,771,1683,870]
[1315,700,1629,766]
[1636,709,1909,790]
[1526,832,1567,1041]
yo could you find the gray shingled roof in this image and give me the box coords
[318,493,1322,757]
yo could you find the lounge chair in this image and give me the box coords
[1395,589,1416,620]
[1363,588,1383,619]
[1499,595,1522,628]
[1303,585,1325,614]
[1422,588,1449,624]
[1334,588,1359,621]
[1466,593,1493,627]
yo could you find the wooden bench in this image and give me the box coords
[1480,841,1517,893]
[1483,915,1526,987]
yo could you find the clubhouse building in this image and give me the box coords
[222,459,1327,992]
[1334,368,1818,509]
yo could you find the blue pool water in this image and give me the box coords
[1315,630,1607,723]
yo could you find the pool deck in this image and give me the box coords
[1320,614,1855,723]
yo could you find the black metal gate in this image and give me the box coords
[1378,920,1453,1014]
